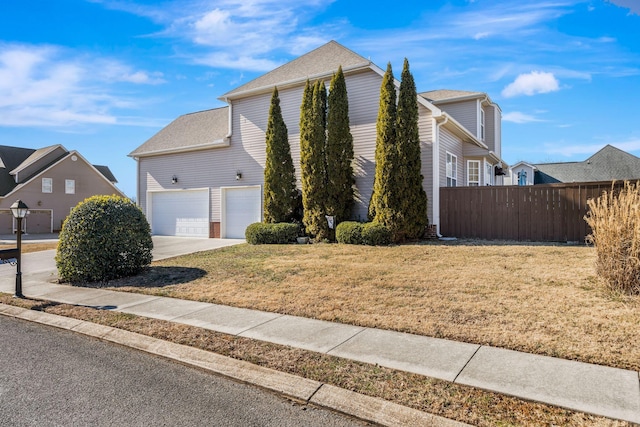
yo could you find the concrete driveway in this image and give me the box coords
[151,236,245,261]
[0,235,245,267]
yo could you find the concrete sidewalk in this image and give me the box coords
[1,249,639,424]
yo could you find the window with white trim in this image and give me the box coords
[467,160,480,186]
[480,108,485,141]
[485,161,493,186]
[446,152,457,187]
[42,178,52,193]
[65,179,75,194]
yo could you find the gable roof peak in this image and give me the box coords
[221,40,371,99]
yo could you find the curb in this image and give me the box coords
[0,303,468,427]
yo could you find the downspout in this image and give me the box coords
[433,114,448,237]
[223,97,233,140]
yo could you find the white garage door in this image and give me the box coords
[223,186,261,238]
[150,190,209,237]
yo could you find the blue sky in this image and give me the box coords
[1,0,639,198]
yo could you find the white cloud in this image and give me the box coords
[607,0,640,15]
[101,0,336,71]
[503,111,545,124]
[193,52,281,72]
[0,43,163,127]
[502,71,560,97]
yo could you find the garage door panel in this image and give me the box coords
[224,187,261,239]
[151,190,209,237]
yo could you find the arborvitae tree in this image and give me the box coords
[263,87,297,223]
[368,63,399,230]
[300,80,329,240]
[326,66,355,225]
[396,58,428,240]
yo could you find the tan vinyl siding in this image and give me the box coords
[463,143,489,157]
[0,155,123,231]
[438,100,478,139]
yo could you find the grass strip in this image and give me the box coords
[0,294,630,427]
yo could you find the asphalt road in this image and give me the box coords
[0,316,367,427]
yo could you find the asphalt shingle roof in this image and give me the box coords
[129,107,230,157]
[534,145,640,183]
[221,41,371,99]
[419,89,485,102]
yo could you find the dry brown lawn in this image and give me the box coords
[0,242,58,253]
[101,241,640,371]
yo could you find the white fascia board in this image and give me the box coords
[128,139,230,159]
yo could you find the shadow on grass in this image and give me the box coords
[72,266,207,289]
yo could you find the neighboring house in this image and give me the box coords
[130,41,506,238]
[0,144,124,234]
[504,145,640,185]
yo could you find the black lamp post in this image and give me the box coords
[10,200,28,298]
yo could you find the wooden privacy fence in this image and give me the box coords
[439,181,625,242]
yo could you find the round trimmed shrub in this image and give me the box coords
[361,222,391,246]
[56,195,153,283]
[336,221,364,245]
[245,222,300,244]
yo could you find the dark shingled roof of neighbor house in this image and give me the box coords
[534,145,640,184]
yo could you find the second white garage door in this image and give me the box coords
[150,190,209,237]
[222,186,261,238]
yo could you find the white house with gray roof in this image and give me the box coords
[130,41,506,238]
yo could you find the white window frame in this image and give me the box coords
[65,179,75,194]
[42,178,52,193]
[480,108,485,141]
[446,152,457,187]
[467,160,480,186]
[484,161,493,186]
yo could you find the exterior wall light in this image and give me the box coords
[171,175,178,184]
[236,171,242,180]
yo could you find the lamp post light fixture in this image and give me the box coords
[10,200,28,298]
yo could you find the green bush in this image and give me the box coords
[245,222,300,244]
[336,221,363,244]
[336,221,390,246]
[362,222,391,246]
[56,195,153,283]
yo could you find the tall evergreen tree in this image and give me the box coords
[300,80,329,240]
[263,87,297,223]
[326,66,355,224]
[368,63,399,229]
[396,58,428,240]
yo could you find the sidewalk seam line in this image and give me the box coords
[452,345,482,383]
[325,327,368,354]
[234,313,286,336]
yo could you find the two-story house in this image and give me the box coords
[130,41,506,238]
[0,144,124,234]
